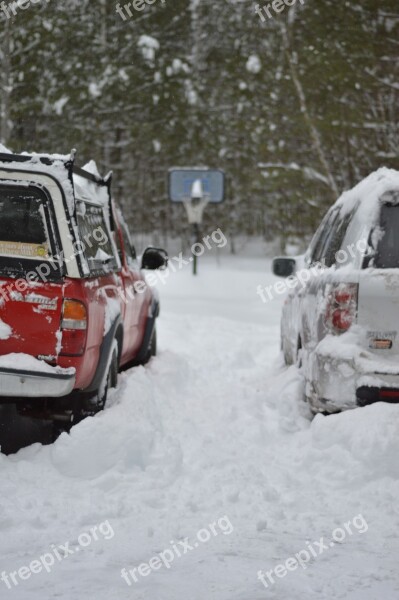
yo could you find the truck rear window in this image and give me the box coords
[374,203,399,268]
[0,185,63,280]
[0,186,51,260]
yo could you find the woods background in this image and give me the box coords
[0,0,398,252]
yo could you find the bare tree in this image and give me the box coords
[280,15,339,199]
[0,19,12,146]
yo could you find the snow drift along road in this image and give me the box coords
[0,257,398,599]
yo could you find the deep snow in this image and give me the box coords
[0,256,398,599]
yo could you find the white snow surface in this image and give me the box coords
[0,353,74,374]
[0,257,398,599]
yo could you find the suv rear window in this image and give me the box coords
[374,204,399,269]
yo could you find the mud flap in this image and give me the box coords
[132,297,159,365]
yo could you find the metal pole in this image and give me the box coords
[192,222,200,275]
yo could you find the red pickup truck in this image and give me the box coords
[0,151,167,431]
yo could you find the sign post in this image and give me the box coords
[168,168,225,275]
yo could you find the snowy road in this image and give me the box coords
[0,257,398,599]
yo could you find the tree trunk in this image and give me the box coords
[0,20,12,146]
[280,23,339,199]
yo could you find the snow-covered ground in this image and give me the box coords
[0,256,398,599]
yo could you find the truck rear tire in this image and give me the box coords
[142,326,157,364]
[73,340,119,422]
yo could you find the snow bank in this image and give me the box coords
[0,259,398,599]
[311,402,399,480]
[51,365,174,479]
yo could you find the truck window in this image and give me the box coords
[76,202,117,274]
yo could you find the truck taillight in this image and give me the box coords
[60,299,87,356]
[326,283,358,334]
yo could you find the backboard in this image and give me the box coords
[168,168,225,203]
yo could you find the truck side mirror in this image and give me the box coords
[141,247,168,270]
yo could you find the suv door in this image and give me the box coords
[281,210,331,364]
[301,208,339,351]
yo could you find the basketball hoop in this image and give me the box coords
[168,167,225,275]
[182,196,210,225]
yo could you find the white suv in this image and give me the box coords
[273,168,399,414]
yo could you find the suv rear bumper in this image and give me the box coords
[306,342,399,413]
[0,366,75,398]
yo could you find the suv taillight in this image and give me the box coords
[326,283,358,334]
[60,299,87,356]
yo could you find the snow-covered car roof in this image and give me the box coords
[333,167,399,223]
